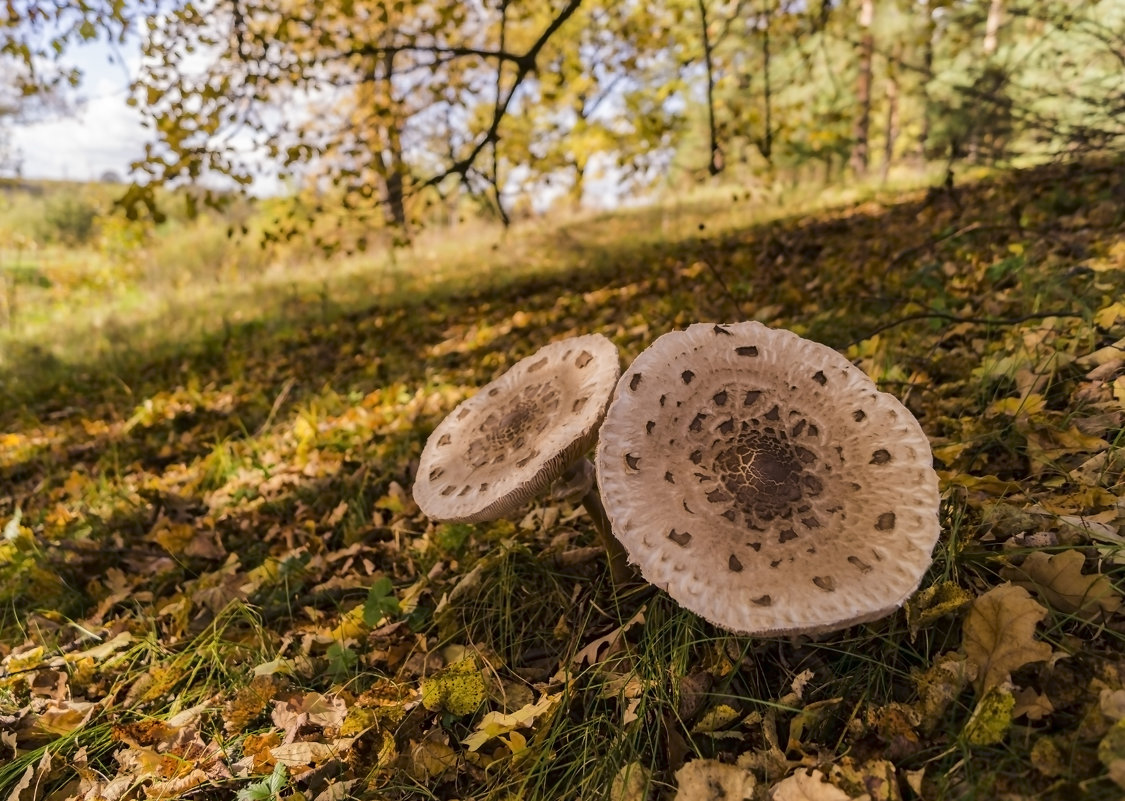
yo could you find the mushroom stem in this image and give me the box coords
[566,458,635,587]
[582,484,636,588]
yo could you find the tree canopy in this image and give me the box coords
[3,0,1123,230]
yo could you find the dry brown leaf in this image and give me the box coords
[963,584,1053,694]
[1001,549,1122,621]
[5,749,51,801]
[828,759,898,801]
[611,762,652,801]
[770,768,861,801]
[572,606,646,667]
[674,760,756,800]
[1011,686,1054,721]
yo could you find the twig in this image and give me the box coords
[256,377,296,436]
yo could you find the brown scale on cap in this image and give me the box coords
[595,321,941,636]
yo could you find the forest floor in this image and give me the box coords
[2,159,1125,800]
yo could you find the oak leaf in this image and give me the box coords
[1011,686,1054,721]
[1001,549,1121,621]
[962,584,1053,694]
[769,768,858,801]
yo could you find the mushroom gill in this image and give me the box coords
[596,322,941,636]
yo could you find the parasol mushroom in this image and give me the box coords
[413,333,632,584]
[595,321,940,635]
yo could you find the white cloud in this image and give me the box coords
[8,41,145,181]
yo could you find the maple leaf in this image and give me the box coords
[962,584,1054,695]
[1000,549,1122,621]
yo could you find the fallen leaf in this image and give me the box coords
[674,759,756,800]
[962,584,1053,694]
[1030,736,1067,777]
[829,758,897,801]
[693,703,741,734]
[572,606,646,667]
[1011,685,1054,721]
[463,693,560,752]
[420,656,485,716]
[611,762,652,801]
[769,768,858,801]
[5,749,51,801]
[905,581,974,639]
[1102,689,1125,721]
[270,738,354,767]
[1001,549,1122,621]
[963,685,1015,745]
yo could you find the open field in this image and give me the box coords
[2,159,1125,799]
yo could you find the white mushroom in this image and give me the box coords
[413,333,632,583]
[595,322,940,636]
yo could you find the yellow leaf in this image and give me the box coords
[463,692,560,751]
[1115,376,1125,408]
[987,393,1046,418]
[905,582,974,639]
[963,685,1015,745]
[1031,736,1067,777]
[150,519,195,554]
[692,703,741,733]
[330,605,368,641]
[932,441,970,466]
[1095,301,1125,329]
[962,584,1053,694]
[420,656,485,716]
[1001,550,1121,621]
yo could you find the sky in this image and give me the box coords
[8,39,148,182]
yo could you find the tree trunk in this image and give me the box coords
[984,0,1004,55]
[918,0,937,159]
[759,0,773,164]
[697,0,723,175]
[849,0,875,177]
[881,44,900,184]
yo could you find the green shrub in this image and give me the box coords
[41,195,100,245]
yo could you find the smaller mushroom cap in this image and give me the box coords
[596,322,940,636]
[414,333,620,523]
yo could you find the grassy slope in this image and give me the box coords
[1,160,1124,799]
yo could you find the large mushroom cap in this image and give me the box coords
[414,333,620,523]
[596,322,940,636]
